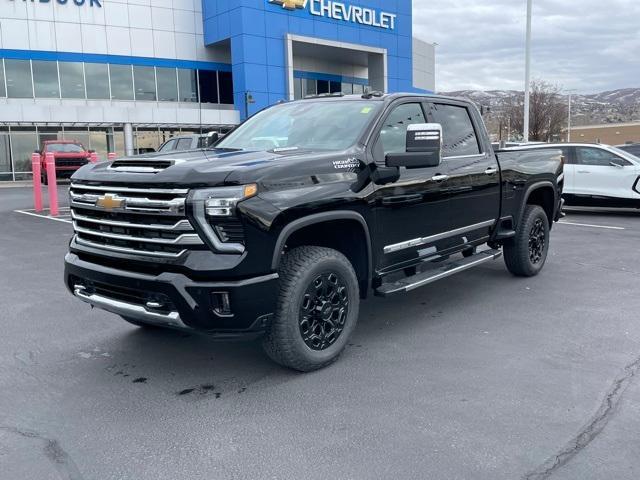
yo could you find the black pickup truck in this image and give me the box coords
[65,93,564,371]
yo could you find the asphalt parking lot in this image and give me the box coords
[1,186,639,480]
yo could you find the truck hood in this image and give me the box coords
[71,148,348,187]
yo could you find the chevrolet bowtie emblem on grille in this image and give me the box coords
[95,194,126,211]
[269,0,307,10]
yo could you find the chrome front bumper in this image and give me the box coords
[73,285,188,329]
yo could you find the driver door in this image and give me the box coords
[370,101,451,272]
[574,147,638,200]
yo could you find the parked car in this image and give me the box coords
[65,93,563,371]
[40,140,91,184]
[506,143,640,208]
[158,132,223,152]
[134,147,156,155]
[616,143,640,158]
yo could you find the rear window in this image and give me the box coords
[46,143,84,153]
[176,138,193,150]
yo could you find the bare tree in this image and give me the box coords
[506,80,568,142]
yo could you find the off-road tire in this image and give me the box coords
[504,205,550,277]
[263,246,360,372]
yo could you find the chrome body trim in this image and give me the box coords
[73,285,187,329]
[74,235,187,258]
[73,225,203,246]
[71,211,193,232]
[70,192,185,213]
[70,183,189,195]
[404,251,502,293]
[384,219,496,254]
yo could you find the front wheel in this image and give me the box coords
[263,246,360,372]
[504,205,550,277]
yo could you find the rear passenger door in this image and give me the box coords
[426,101,501,247]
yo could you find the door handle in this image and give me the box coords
[485,167,498,175]
[431,174,449,182]
[577,170,590,174]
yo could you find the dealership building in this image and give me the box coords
[0,0,435,181]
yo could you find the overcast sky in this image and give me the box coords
[412,0,640,94]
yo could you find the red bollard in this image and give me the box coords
[31,152,43,212]
[107,152,117,161]
[90,151,99,163]
[45,152,59,217]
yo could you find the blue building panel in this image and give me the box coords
[202,0,427,117]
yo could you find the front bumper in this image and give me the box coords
[64,253,279,338]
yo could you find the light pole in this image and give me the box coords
[566,89,577,142]
[523,0,533,143]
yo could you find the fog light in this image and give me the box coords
[212,292,233,317]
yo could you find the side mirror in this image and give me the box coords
[385,123,442,169]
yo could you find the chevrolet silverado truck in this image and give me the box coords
[64,93,564,371]
[40,140,92,184]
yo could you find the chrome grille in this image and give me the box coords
[69,182,202,258]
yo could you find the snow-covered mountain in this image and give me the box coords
[441,88,640,125]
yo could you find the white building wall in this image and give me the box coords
[0,0,227,63]
[0,0,237,126]
[412,38,435,92]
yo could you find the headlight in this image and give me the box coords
[204,184,258,217]
[189,184,257,254]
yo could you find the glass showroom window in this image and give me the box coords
[303,78,317,96]
[4,59,33,98]
[0,131,11,181]
[198,70,218,104]
[10,130,38,180]
[341,83,353,94]
[218,71,234,104]
[177,68,198,102]
[133,66,156,101]
[109,64,134,100]
[85,63,110,100]
[0,60,6,97]
[156,67,178,102]
[32,60,60,98]
[59,62,85,99]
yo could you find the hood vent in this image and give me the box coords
[109,159,175,173]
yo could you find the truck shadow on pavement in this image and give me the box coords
[88,263,512,399]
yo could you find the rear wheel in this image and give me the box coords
[504,205,550,277]
[263,246,360,372]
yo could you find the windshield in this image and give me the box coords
[46,143,85,153]
[217,101,382,152]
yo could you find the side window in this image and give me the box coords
[379,103,426,156]
[576,147,631,167]
[176,138,193,150]
[159,139,176,152]
[429,103,481,157]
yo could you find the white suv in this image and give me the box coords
[508,143,640,208]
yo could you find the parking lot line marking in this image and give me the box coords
[558,221,625,231]
[14,209,72,224]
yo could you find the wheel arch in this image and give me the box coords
[519,181,557,229]
[271,211,373,298]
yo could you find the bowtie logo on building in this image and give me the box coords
[269,0,307,10]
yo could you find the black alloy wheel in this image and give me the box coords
[528,218,546,264]
[299,272,349,351]
[503,204,550,277]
